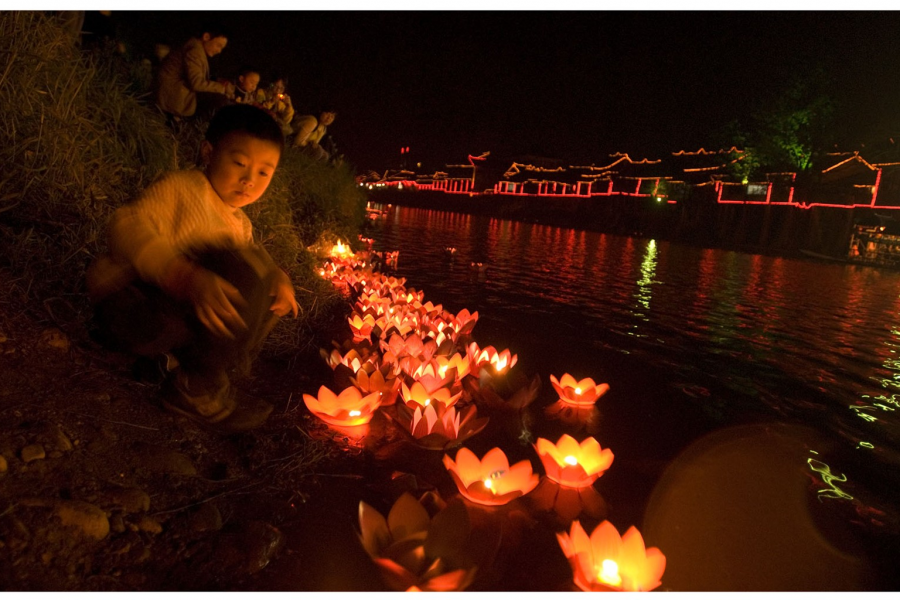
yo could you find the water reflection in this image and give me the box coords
[369,204,900,582]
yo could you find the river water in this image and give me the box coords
[358,204,900,590]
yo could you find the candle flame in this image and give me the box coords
[575,387,582,395]
[483,478,493,490]
[598,559,621,587]
[439,366,448,377]
[496,358,508,371]
[564,455,578,466]
[348,410,361,417]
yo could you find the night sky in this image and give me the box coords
[109,10,900,173]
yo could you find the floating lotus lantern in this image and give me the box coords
[435,353,471,381]
[550,373,610,407]
[348,313,377,340]
[358,493,477,591]
[443,447,539,506]
[321,348,375,375]
[556,520,666,592]
[544,400,599,429]
[534,434,614,488]
[527,478,608,524]
[409,360,459,394]
[382,333,436,363]
[467,343,517,375]
[330,239,353,259]
[391,402,487,450]
[400,381,462,411]
[352,366,402,406]
[303,385,383,427]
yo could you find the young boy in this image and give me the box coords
[231,65,261,105]
[88,104,297,432]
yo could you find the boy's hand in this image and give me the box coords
[269,269,299,318]
[184,267,248,339]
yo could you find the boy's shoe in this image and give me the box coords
[162,370,272,433]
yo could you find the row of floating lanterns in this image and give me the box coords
[303,238,666,592]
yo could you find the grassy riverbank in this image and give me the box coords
[0,11,369,589]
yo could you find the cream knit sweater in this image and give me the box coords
[88,169,254,301]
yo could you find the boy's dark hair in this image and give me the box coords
[238,64,260,78]
[206,104,285,155]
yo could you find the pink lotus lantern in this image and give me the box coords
[348,313,377,340]
[352,366,402,406]
[443,447,539,506]
[381,333,436,363]
[550,373,610,407]
[534,434,614,488]
[303,385,383,427]
[400,381,462,411]
[556,520,666,592]
[449,308,479,338]
[358,493,477,591]
[467,343,517,375]
[433,353,471,382]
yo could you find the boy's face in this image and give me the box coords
[202,132,281,209]
[239,72,260,93]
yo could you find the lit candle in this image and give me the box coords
[575,387,582,395]
[564,455,579,466]
[496,358,508,371]
[349,410,361,417]
[598,559,621,587]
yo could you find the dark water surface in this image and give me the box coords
[261,206,900,591]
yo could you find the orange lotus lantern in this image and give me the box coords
[556,520,665,592]
[302,385,383,427]
[348,313,377,340]
[358,493,477,591]
[467,342,517,375]
[400,381,462,411]
[534,434,614,488]
[409,360,458,394]
[443,447,539,506]
[330,239,353,259]
[434,353,471,381]
[352,366,402,406]
[550,373,610,407]
[321,347,374,375]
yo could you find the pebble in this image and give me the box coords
[50,425,73,452]
[0,330,7,343]
[100,487,151,514]
[132,445,197,477]
[0,455,7,474]
[53,500,110,540]
[40,328,69,351]
[136,516,162,535]
[212,521,284,577]
[21,444,45,463]
[189,503,222,532]
[110,514,126,534]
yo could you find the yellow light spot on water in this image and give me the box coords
[598,559,621,587]
[564,455,579,466]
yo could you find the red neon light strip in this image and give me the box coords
[871,168,882,206]
[766,182,772,204]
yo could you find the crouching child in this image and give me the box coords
[87,104,298,433]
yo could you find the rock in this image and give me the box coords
[21,444,45,463]
[99,488,150,514]
[0,455,7,474]
[50,425,73,452]
[53,500,110,540]
[0,330,7,342]
[189,503,222,533]
[40,328,69,351]
[212,521,284,577]
[110,514,126,534]
[131,445,197,477]
[136,516,162,535]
